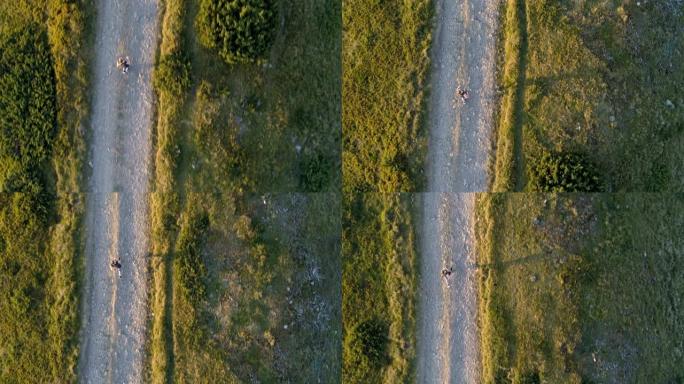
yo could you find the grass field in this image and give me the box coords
[477,193,684,383]
[492,0,684,191]
[147,0,341,381]
[0,1,90,382]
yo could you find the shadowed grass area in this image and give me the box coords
[492,0,684,191]
[477,193,684,383]
[0,0,90,382]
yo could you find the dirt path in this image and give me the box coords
[78,0,159,382]
[417,0,499,382]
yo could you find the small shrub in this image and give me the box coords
[351,318,389,367]
[196,0,276,64]
[495,368,512,384]
[154,53,191,97]
[529,151,601,192]
[299,152,333,191]
[520,371,540,384]
[648,160,670,191]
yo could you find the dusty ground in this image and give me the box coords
[77,0,159,382]
[417,0,499,382]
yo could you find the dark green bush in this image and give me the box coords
[154,53,191,97]
[196,0,276,64]
[520,371,540,384]
[0,26,56,194]
[299,152,333,191]
[351,318,389,367]
[529,152,601,192]
[495,369,512,384]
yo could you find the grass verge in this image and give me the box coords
[342,0,433,193]
[492,0,527,191]
[477,193,684,383]
[340,0,432,380]
[342,193,418,383]
[0,0,90,382]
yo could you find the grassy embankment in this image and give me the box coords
[477,193,684,383]
[492,1,684,191]
[341,0,432,382]
[147,0,341,382]
[0,0,90,382]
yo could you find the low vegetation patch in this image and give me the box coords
[196,0,276,64]
[477,194,684,383]
[153,53,191,98]
[341,1,430,381]
[493,0,684,191]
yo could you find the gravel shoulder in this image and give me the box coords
[77,0,159,382]
[417,0,499,382]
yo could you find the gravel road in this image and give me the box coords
[78,0,159,383]
[417,0,499,382]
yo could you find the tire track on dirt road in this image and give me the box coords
[417,0,499,382]
[78,0,159,382]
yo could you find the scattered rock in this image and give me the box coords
[533,216,543,226]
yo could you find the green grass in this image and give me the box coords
[492,0,684,191]
[0,0,90,382]
[147,0,341,381]
[342,0,432,193]
[477,193,684,383]
[340,1,432,381]
[342,194,418,383]
[492,0,527,191]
